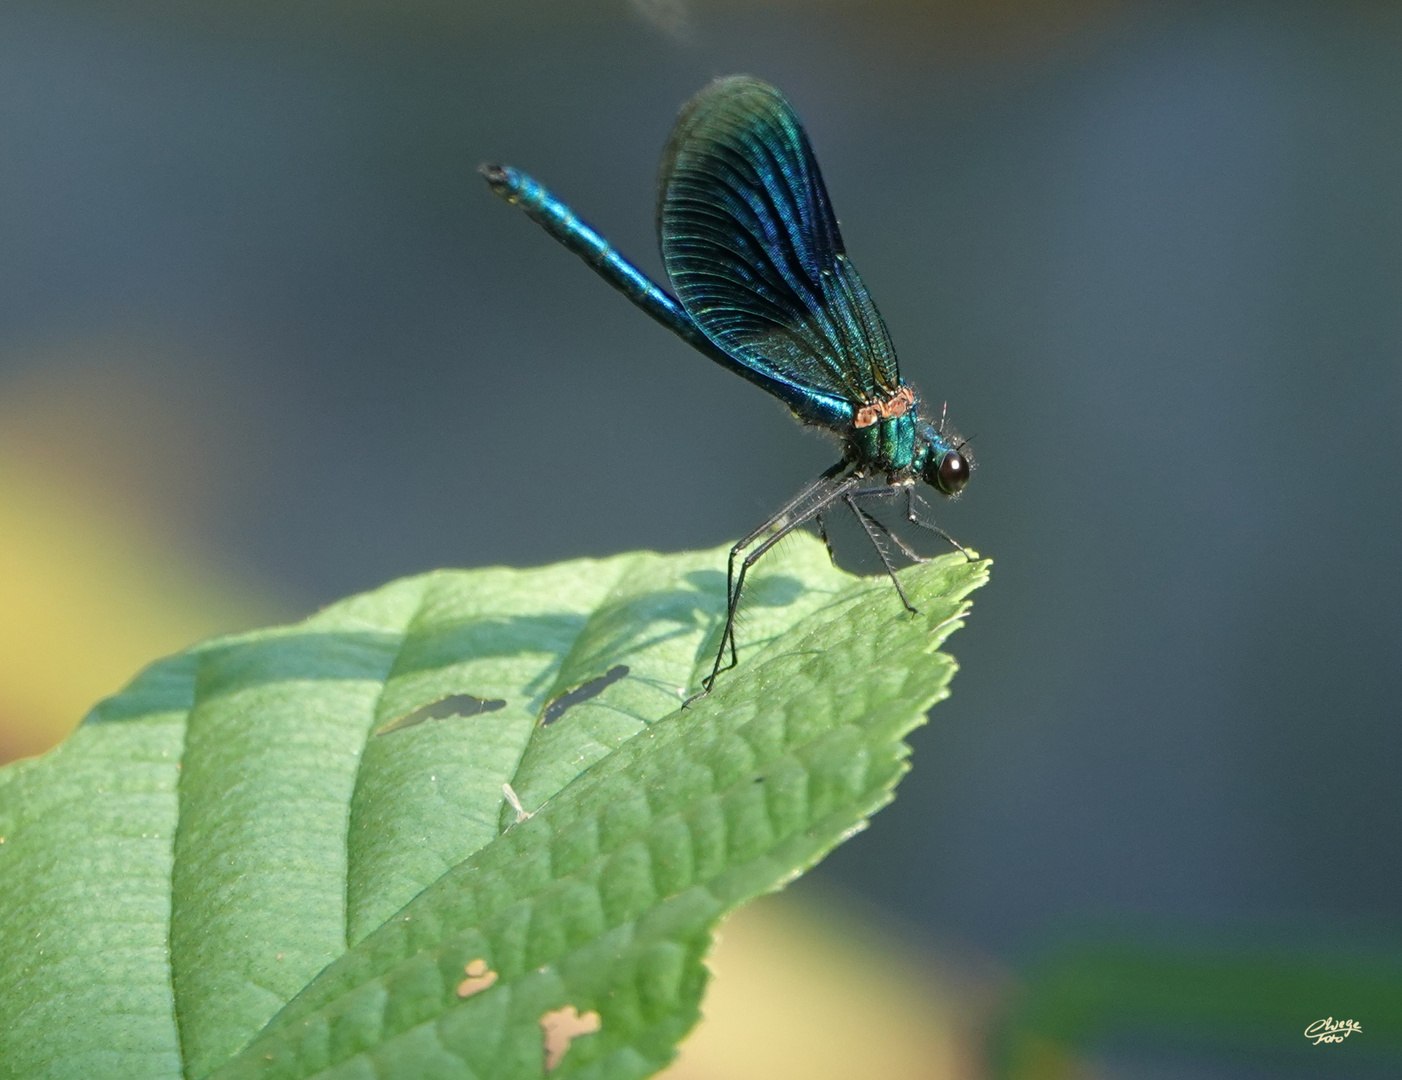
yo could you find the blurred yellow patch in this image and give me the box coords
[0,346,273,762]
[663,892,978,1080]
[0,459,265,762]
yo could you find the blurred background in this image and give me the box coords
[2,1,1399,1076]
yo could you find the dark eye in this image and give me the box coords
[936,450,969,495]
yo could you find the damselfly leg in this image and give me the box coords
[692,465,857,699]
[691,475,973,702]
[844,491,920,614]
[904,485,976,561]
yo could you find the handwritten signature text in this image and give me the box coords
[1305,1017,1361,1044]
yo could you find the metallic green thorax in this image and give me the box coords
[849,411,921,475]
[840,394,955,480]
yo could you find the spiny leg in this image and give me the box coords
[709,515,825,693]
[906,486,976,561]
[815,510,838,566]
[716,478,857,681]
[696,474,857,700]
[846,494,918,614]
[850,486,931,565]
[807,460,853,570]
[724,461,851,615]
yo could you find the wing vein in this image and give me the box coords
[658,76,901,418]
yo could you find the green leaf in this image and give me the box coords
[0,536,988,1080]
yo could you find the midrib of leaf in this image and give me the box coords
[345,561,621,949]
[0,653,195,1080]
[170,619,409,1077]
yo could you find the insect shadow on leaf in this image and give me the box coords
[373,693,507,736]
[540,665,629,726]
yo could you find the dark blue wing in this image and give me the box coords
[657,76,901,414]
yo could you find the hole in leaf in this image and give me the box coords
[456,958,499,998]
[539,1005,601,1072]
[374,694,506,736]
[540,665,628,726]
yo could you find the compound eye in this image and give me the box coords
[937,450,970,495]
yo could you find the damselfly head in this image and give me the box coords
[918,419,973,497]
[926,448,971,496]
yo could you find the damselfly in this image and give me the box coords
[483,76,973,695]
